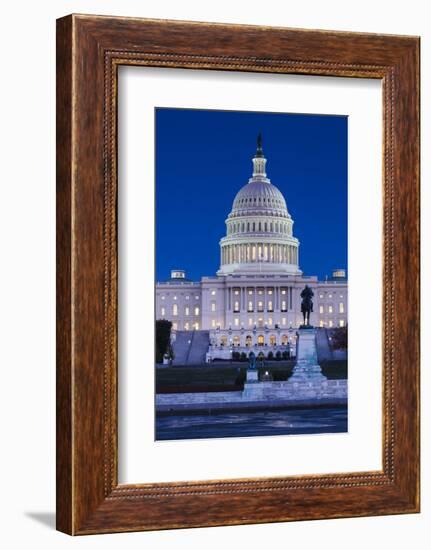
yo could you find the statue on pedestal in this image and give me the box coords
[300,285,314,326]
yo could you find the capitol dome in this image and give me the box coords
[218,135,301,276]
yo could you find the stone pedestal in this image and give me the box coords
[245,369,258,383]
[288,327,327,382]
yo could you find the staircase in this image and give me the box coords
[315,328,333,362]
[172,330,210,366]
[187,330,210,364]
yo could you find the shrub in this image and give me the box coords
[267,351,274,360]
[155,319,172,363]
[240,352,247,361]
[232,351,241,361]
[275,350,282,361]
[282,351,289,360]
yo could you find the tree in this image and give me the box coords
[331,325,348,350]
[155,319,172,363]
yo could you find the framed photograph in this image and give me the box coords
[56,14,420,534]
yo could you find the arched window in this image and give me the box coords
[245,335,252,347]
[257,335,265,346]
[233,336,240,346]
[269,334,276,346]
[281,335,288,345]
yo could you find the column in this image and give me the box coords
[224,286,228,327]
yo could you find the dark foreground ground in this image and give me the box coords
[156,405,348,440]
[156,360,347,393]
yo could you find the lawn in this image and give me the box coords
[156,360,347,393]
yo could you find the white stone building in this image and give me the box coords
[156,136,347,362]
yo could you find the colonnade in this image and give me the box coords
[224,285,294,313]
[221,242,298,265]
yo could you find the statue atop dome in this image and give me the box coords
[256,132,264,158]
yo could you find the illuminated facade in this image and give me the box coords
[156,136,347,360]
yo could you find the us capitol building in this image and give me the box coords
[156,136,347,362]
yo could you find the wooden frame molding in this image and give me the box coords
[56,14,420,534]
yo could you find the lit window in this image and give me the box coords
[268,318,273,326]
[172,322,178,330]
[319,305,324,314]
[211,319,216,328]
[211,302,216,312]
[172,304,178,316]
[193,322,199,330]
[268,290,273,295]
[184,322,189,330]
[248,290,253,295]
[281,300,287,312]
[268,301,273,311]
[234,318,240,326]
[194,307,200,316]
[211,290,216,295]
[329,294,332,299]
[248,301,253,312]
[195,295,199,300]
[339,319,345,327]
[173,295,177,300]
[340,294,343,298]
[339,302,344,313]
[281,289,286,295]
[234,290,239,295]
[161,295,165,300]
[257,301,263,312]
[185,295,189,300]
[328,305,333,313]
[258,290,263,295]
[161,307,165,317]
[281,318,286,325]
[248,318,253,326]
[320,320,324,327]
[328,320,333,327]
[319,294,323,299]
[234,301,240,312]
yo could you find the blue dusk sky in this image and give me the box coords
[155,108,347,282]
